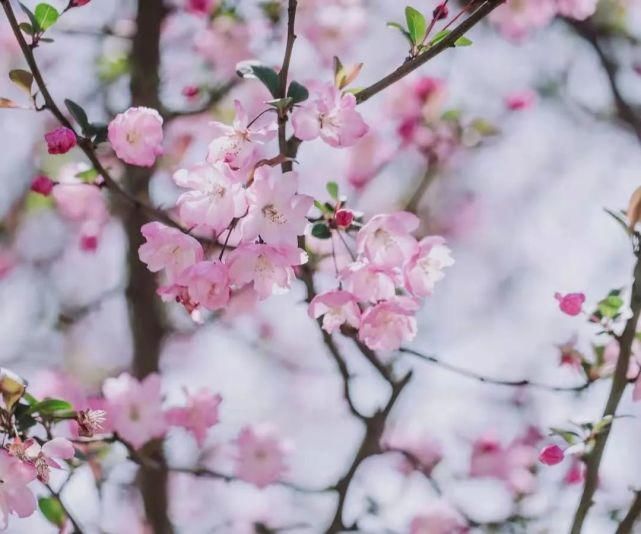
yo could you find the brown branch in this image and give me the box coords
[616,491,641,534]
[355,0,504,105]
[570,252,641,534]
[45,478,83,534]
[565,18,641,142]
[278,0,298,173]
[400,347,592,392]
[0,0,208,237]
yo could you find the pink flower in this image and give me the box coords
[207,100,275,176]
[469,432,538,494]
[0,451,37,529]
[356,212,419,268]
[539,444,565,466]
[340,261,397,303]
[505,90,537,111]
[564,459,584,484]
[334,209,354,228]
[383,431,443,476]
[234,425,289,488]
[14,438,75,483]
[173,164,247,234]
[557,335,583,370]
[181,260,231,311]
[346,132,395,190]
[185,0,216,14]
[71,0,91,6]
[103,373,167,449]
[308,290,361,333]
[30,175,54,196]
[292,82,368,148]
[554,292,585,316]
[403,236,454,298]
[409,501,467,534]
[45,127,77,155]
[489,0,557,41]
[226,243,307,300]
[242,169,313,247]
[557,0,598,20]
[108,106,164,167]
[166,389,222,447]
[138,222,204,283]
[194,18,252,78]
[358,298,419,351]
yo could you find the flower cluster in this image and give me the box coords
[490,0,599,40]
[310,211,454,352]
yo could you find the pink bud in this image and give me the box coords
[414,77,442,102]
[30,175,54,196]
[505,90,537,111]
[45,127,77,155]
[182,85,200,99]
[80,235,98,252]
[433,3,449,20]
[335,209,354,228]
[71,0,91,6]
[539,444,564,466]
[554,292,585,316]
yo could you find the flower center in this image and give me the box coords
[262,204,287,224]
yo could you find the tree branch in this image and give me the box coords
[616,490,641,534]
[570,252,641,534]
[400,347,591,392]
[355,0,504,105]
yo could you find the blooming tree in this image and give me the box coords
[0,0,640,533]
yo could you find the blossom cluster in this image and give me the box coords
[310,211,454,352]
[490,0,599,40]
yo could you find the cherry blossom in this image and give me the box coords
[30,175,54,196]
[291,81,368,148]
[103,373,167,449]
[339,261,397,303]
[138,222,204,283]
[44,127,77,155]
[358,297,419,351]
[166,389,222,446]
[403,236,454,298]
[242,169,313,247]
[557,0,598,20]
[489,0,558,41]
[554,292,586,316]
[206,100,275,176]
[409,500,467,534]
[173,164,247,234]
[108,106,164,167]
[226,243,307,300]
[0,451,36,530]
[308,290,361,333]
[181,260,231,311]
[13,438,75,483]
[234,425,289,488]
[356,212,419,268]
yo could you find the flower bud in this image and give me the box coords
[0,368,26,411]
[433,3,449,20]
[335,209,354,228]
[554,292,585,316]
[538,444,565,466]
[45,127,77,155]
[30,175,54,196]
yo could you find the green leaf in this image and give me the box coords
[64,99,89,132]
[326,181,339,200]
[455,36,473,47]
[239,64,281,98]
[549,426,580,445]
[19,2,39,33]
[38,497,66,527]
[19,22,34,36]
[405,6,426,45]
[287,81,309,104]
[386,22,413,45]
[75,168,99,182]
[430,29,450,46]
[311,223,332,239]
[34,3,59,31]
[89,123,108,145]
[9,69,33,95]
[604,208,632,237]
[28,398,73,415]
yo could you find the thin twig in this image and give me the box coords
[616,490,641,534]
[400,347,591,393]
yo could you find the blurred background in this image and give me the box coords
[2,0,641,532]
